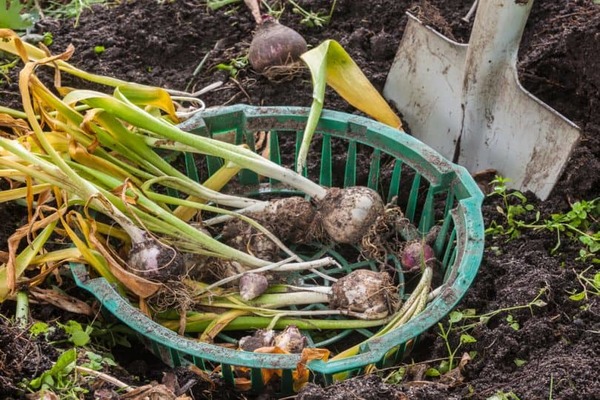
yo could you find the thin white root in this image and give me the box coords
[199,256,340,294]
[75,365,134,392]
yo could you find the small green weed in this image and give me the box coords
[485,176,536,239]
[426,312,477,376]
[426,288,547,377]
[0,57,19,85]
[216,55,249,77]
[287,0,336,27]
[487,391,522,400]
[81,350,117,371]
[43,0,107,27]
[25,348,87,399]
[486,176,600,260]
[568,266,600,306]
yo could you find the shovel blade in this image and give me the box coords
[459,68,580,200]
[385,13,580,200]
[383,14,467,161]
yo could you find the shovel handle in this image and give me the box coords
[464,0,533,85]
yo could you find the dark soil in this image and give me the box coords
[1,0,600,399]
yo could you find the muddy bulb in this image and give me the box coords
[127,233,185,281]
[248,17,308,74]
[319,187,385,244]
[400,241,436,273]
[239,329,276,352]
[273,325,307,353]
[330,269,395,319]
[239,272,269,301]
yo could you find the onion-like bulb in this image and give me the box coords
[248,17,308,74]
[319,187,385,244]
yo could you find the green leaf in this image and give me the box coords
[28,348,77,389]
[449,310,464,323]
[460,333,477,344]
[592,272,600,289]
[297,39,402,173]
[60,320,91,346]
[29,321,50,337]
[569,291,586,302]
[531,299,547,308]
[0,0,34,30]
[70,329,90,347]
[513,358,527,367]
[425,367,441,377]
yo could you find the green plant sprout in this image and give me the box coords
[288,0,337,27]
[43,0,107,27]
[261,0,285,20]
[0,56,19,84]
[487,176,600,260]
[426,288,547,377]
[426,311,477,377]
[567,266,600,307]
[215,55,249,77]
[25,348,87,398]
[485,176,535,239]
[206,0,242,11]
[81,350,117,371]
[451,288,547,333]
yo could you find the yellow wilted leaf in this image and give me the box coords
[0,216,58,301]
[303,40,402,128]
[293,347,330,392]
[253,346,289,385]
[116,85,179,123]
[297,39,402,173]
[200,309,249,343]
[0,112,31,136]
[0,184,52,203]
[0,29,30,62]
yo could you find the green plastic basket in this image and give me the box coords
[71,105,484,395]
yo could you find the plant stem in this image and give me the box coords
[161,314,389,333]
[15,291,29,328]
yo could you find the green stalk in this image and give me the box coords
[141,176,261,209]
[205,291,331,309]
[160,314,389,333]
[0,106,28,119]
[20,65,149,245]
[15,291,29,328]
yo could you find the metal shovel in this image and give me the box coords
[383,0,580,200]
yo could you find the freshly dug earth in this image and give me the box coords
[1,0,599,399]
